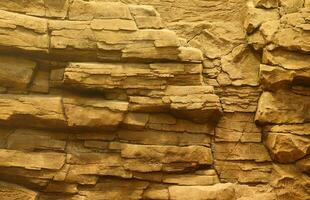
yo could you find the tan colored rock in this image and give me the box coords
[271,164,310,200]
[66,153,131,184]
[188,21,245,59]
[221,45,260,86]
[0,181,38,200]
[134,16,164,29]
[264,124,310,137]
[215,161,272,184]
[118,129,211,146]
[123,113,149,130]
[143,184,169,200]
[214,142,271,162]
[260,64,310,90]
[45,182,78,194]
[91,19,137,31]
[255,90,310,124]
[78,178,149,200]
[216,113,261,143]
[121,144,213,165]
[178,47,204,62]
[296,156,310,174]
[259,20,280,42]
[273,27,310,52]
[0,10,48,53]
[7,129,66,151]
[169,183,235,200]
[216,86,262,112]
[63,97,128,130]
[279,0,304,14]
[0,56,36,90]
[0,0,69,18]
[147,114,214,135]
[262,49,310,70]
[0,95,66,128]
[163,170,219,186]
[244,7,279,33]
[265,133,310,163]
[29,69,50,93]
[63,62,202,91]
[69,0,133,20]
[164,86,222,123]
[254,0,279,8]
[0,149,65,170]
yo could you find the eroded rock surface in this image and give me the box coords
[0,0,309,199]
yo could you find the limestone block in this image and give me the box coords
[169,183,235,200]
[63,97,128,130]
[78,179,148,200]
[255,90,310,124]
[0,149,65,170]
[162,170,219,186]
[164,86,222,123]
[215,161,272,184]
[147,114,214,135]
[0,0,69,18]
[121,144,213,165]
[265,132,310,163]
[0,10,49,53]
[214,142,271,162]
[215,86,262,112]
[143,184,169,200]
[0,56,36,90]
[0,95,66,128]
[118,130,211,146]
[260,64,310,90]
[215,113,262,143]
[262,49,310,70]
[63,62,202,91]
[69,0,133,20]
[6,129,66,151]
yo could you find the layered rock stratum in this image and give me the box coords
[0,0,309,199]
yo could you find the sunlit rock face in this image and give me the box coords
[0,1,308,199]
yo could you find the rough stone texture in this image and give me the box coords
[0,0,309,199]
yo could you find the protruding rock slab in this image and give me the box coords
[215,161,272,184]
[260,64,310,90]
[78,178,149,200]
[255,90,310,124]
[63,97,128,130]
[121,144,213,171]
[164,86,222,123]
[0,95,66,128]
[265,132,310,163]
[63,62,202,91]
[0,10,49,53]
[0,181,38,200]
[264,124,310,163]
[0,149,65,170]
[169,183,235,200]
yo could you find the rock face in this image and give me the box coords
[0,1,308,200]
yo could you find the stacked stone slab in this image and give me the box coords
[0,0,309,200]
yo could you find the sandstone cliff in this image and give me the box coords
[0,0,309,200]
